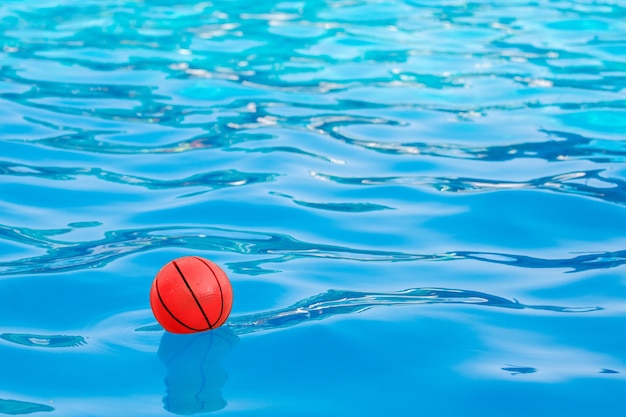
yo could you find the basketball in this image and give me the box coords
[150,256,233,334]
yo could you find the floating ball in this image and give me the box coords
[150,256,233,334]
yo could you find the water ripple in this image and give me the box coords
[321,123,626,163]
[269,192,393,212]
[0,160,276,193]
[312,169,626,207]
[0,398,53,415]
[1,224,624,276]
[2,286,597,352]
[131,286,600,336]
[13,116,269,155]
[225,286,601,336]
[0,333,86,348]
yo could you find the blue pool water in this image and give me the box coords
[1,0,626,415]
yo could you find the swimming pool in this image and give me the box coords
[1,0,625,415]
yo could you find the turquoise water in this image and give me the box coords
[1,0,626,415]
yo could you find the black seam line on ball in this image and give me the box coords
[194,256,225,328]
[156,278,208,332]
[173,261,213,330]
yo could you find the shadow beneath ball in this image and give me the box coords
[158,328,238,415]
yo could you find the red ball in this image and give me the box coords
[150,256,233,334]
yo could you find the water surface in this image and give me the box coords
[1,0,626,415]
